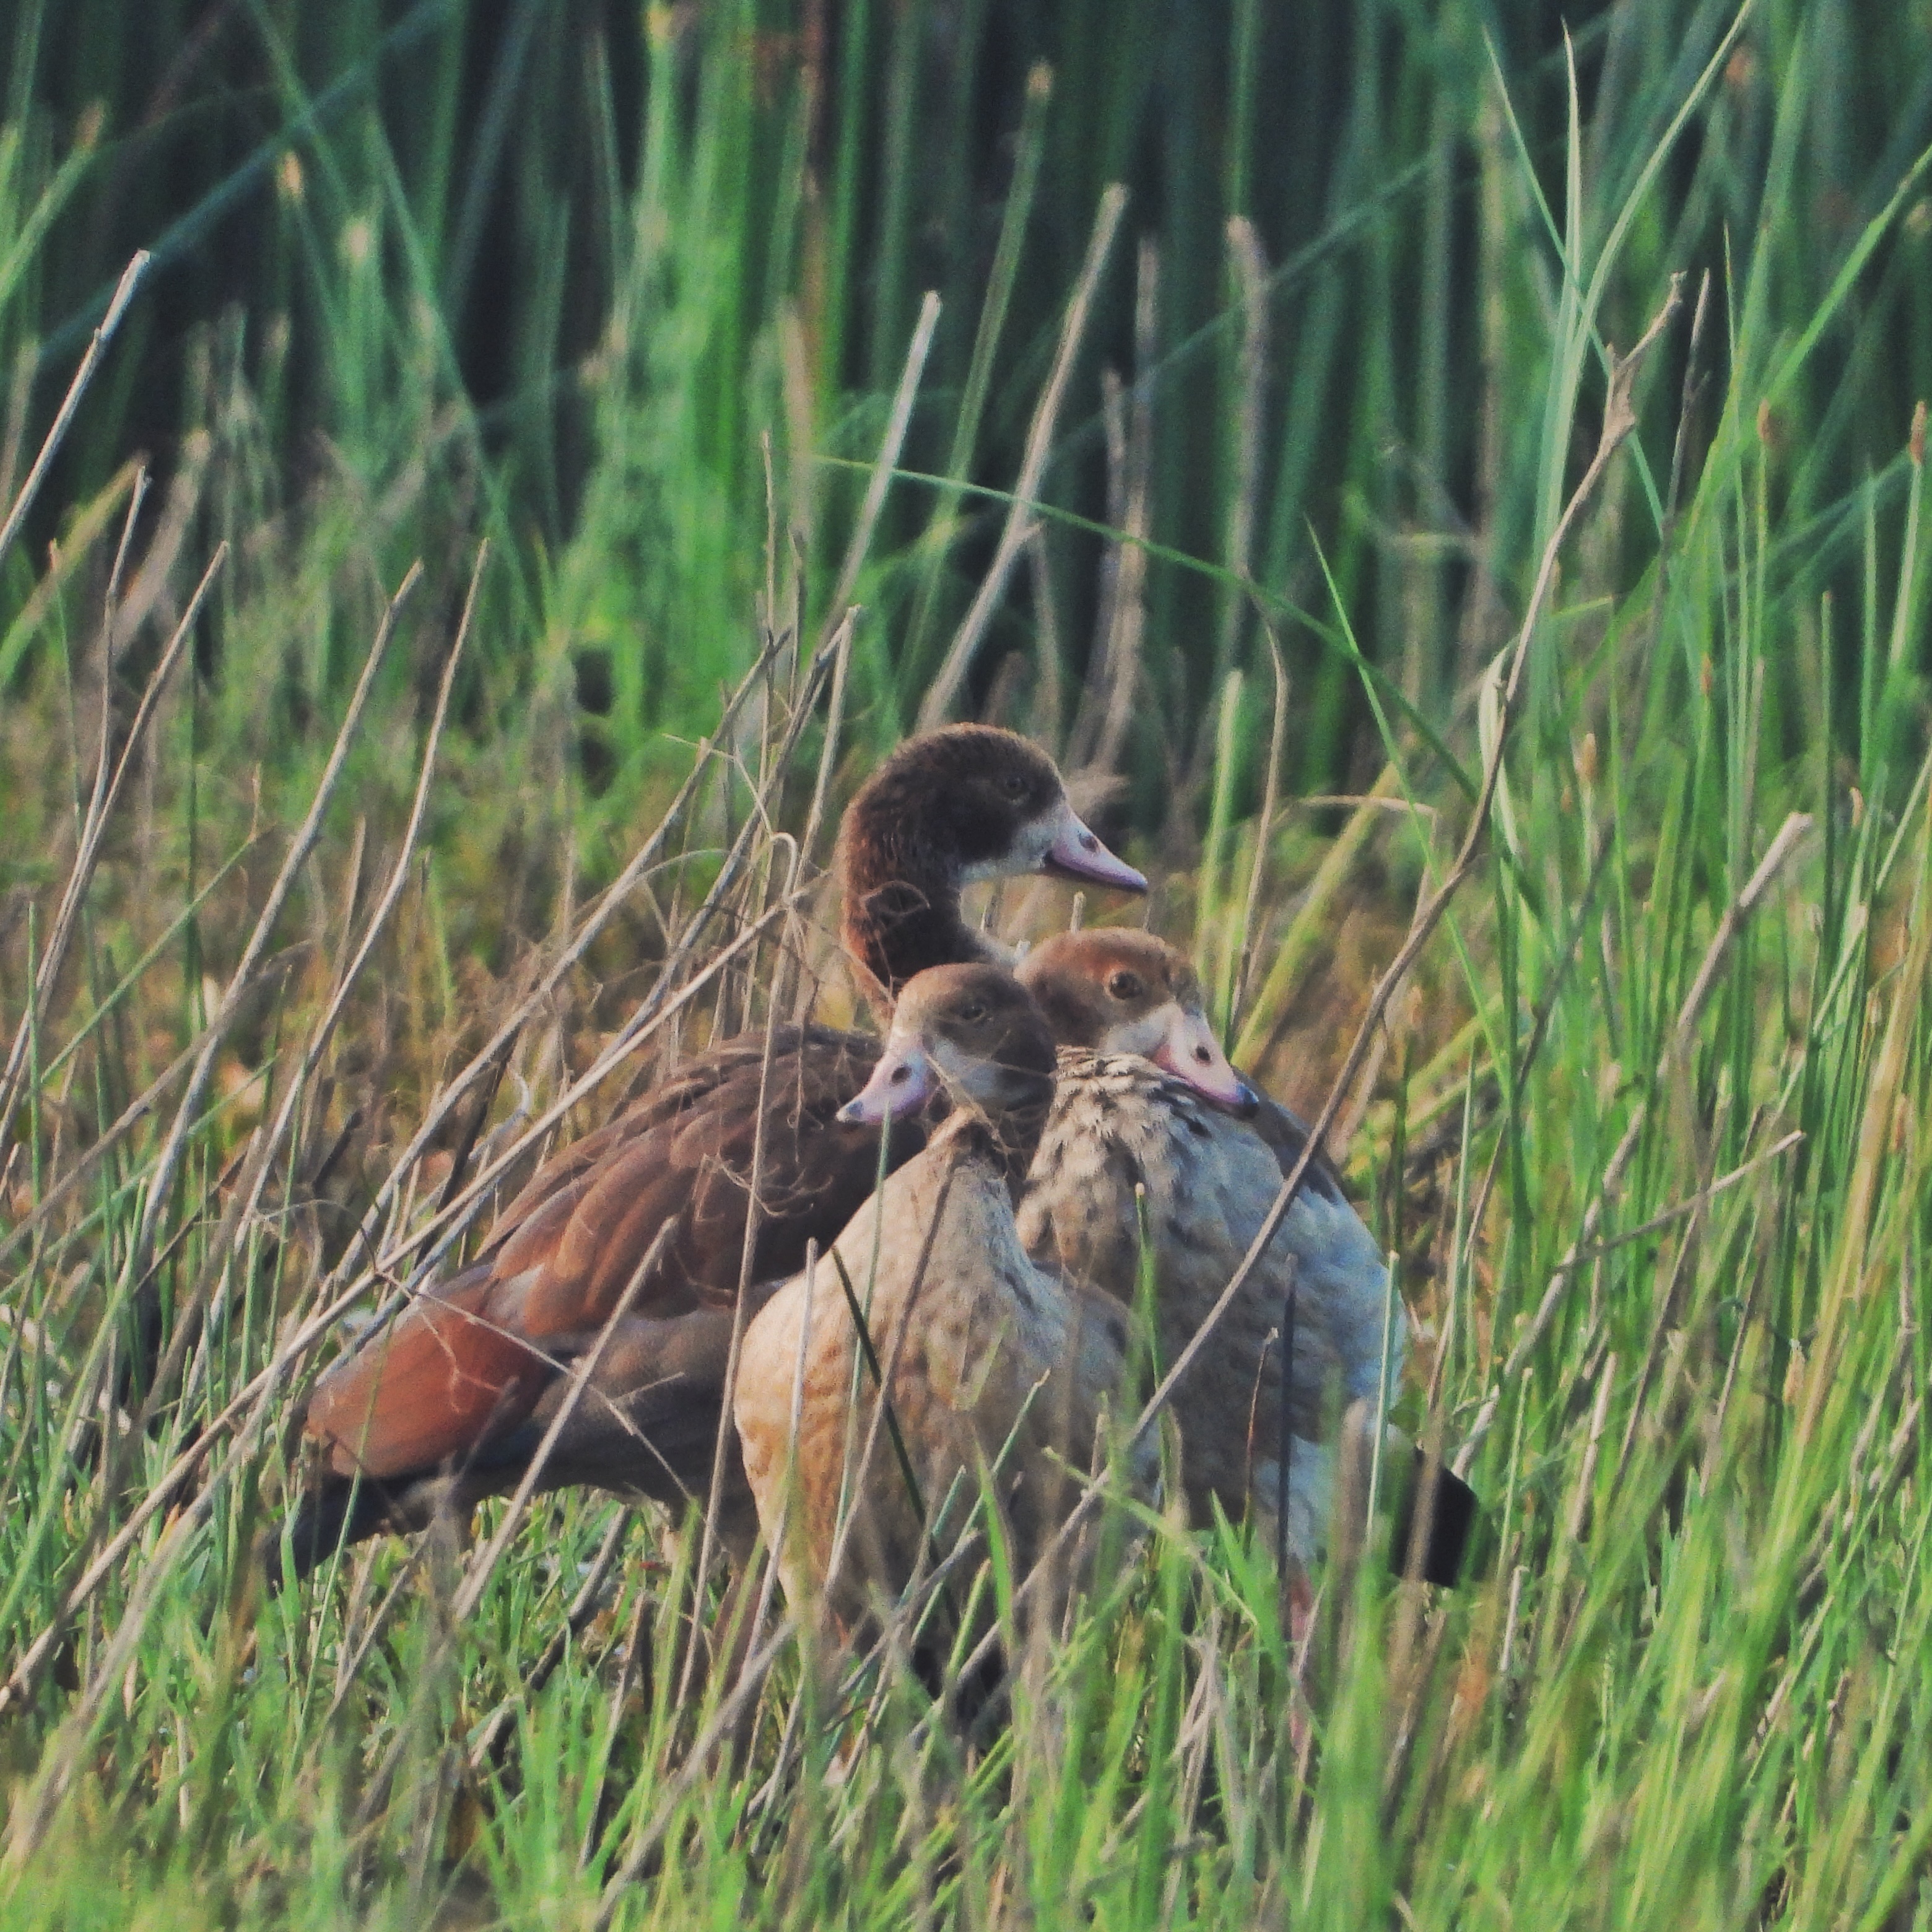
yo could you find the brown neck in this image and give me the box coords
[991,1080,1053,1200]
[951,1075,1053,1203]
[839,825,988,1015]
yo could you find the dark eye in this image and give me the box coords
[1106,970,1143,1001]
[957,1001,988,1024]
[998,773,1027,798]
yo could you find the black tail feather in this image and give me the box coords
[269,1474,411,1588]
[1389,1447,1479,1588]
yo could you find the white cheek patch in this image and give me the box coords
[1017,814,1059,868]
[1102,1009,1170,1059]
[929,1037,978,1088]
[959,811,1056,885]
[931,1033,1014,1105]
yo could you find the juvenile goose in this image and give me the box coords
[733,965,1155,1637]
[1014,930,1474,1587]
[284,728,1146,1576]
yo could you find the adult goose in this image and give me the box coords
[1014,929,1475,1589]
[282,727,1146,1577]
[733,965,1157,1638]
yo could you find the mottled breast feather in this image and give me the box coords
[1017,1049,1400,1556]
[735,1108,1150,1637]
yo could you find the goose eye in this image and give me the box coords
[957,1001,989,1025]
[1105,970,1143,1001]
[998,773,1027,798]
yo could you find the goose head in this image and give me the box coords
[839,729,1145,1002]
[838,964,1057,1131]
[1016,929,1258,1116]
[854,725,1144,890]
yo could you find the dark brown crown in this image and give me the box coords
[891,961,1058,1185]
[1017,928,1206,1046]
[837,726,1069,1006]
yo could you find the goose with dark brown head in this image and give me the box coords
[279,728,1144,1579]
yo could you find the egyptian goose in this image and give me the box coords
[733,965,1156,1637]
[1014,930,1474,1586]
[282,728,1146,1576]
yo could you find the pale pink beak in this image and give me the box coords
[838,1042,936,1125]
[1151,1006,1258,1116]
[1040,799,1147,894]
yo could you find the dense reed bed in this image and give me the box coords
[1,0,1930,1925]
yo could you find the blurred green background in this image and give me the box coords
[5,0,1927,821]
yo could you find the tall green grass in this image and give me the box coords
[2,0,1927,799]
[0,1,1930,1926]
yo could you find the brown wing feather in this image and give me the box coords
[484,1025,826,1237]
[488,1170,596,1279]
[490,1113,635,1232]
[1245,1093,1347,1206]
[304,1264,547,1480]
[302,1025,921,1499]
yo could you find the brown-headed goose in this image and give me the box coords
[733,965,1155,1637]
[1014,930,1474,1590]
[282,728,1145,1577]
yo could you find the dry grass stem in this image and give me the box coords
[920,183,1128,729]
[0,254,148,575]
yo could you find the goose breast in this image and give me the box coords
[734,967,1151,1635]
[1017,1050,1399,1556]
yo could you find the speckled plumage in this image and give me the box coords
[736,1104,1149,1635]
[1016,1049,1399,1562]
